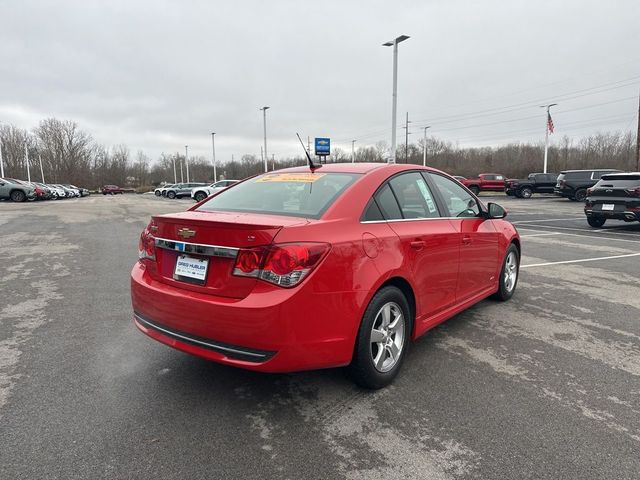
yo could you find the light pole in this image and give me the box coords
[0,140,4,178]
[540,103,557,174]
[260,106,269,172]
[422,126,431,166]
[185,145,189,182]
[39,154,45,183]
[179,152,184,182]
[351,140,356,163]
[172,154,177,183]
[24,144,31,183]
[211,132,217,183]
[383,35,410,164]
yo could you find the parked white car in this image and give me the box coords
[154,183,176,197]
[191,180,238,202]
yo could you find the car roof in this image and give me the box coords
[560,169,620,173]
[266,162,445,175]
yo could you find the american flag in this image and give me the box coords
[547,113,555,134]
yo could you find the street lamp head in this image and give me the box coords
[383,35,410,46]
[260,106,270,111]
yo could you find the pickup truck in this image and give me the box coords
[504,173,558,198]
[102,185,125,195]
[461,173,506,195]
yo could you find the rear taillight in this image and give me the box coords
[233,242,330,288]
[626,187,640,197]
[586,188,593,195]
[560,180,566,187]
[138,223,156,261]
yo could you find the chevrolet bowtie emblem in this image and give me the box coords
[177,227,196,239]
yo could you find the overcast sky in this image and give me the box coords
[1,0,638,163]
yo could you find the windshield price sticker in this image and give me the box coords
[256,173,326,183]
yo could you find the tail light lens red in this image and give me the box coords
[626,187,640,197]
[233,242,330,287]
[138,223,156,261]
[586,188,593,195]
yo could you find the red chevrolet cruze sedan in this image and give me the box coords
[131,163,520,388]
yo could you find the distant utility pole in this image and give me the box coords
[541,103,557,174]
[211,132,217,183]
[307,136,311,153]
[260,106,270,172]
[261,145,264,167]
[635,90,639,171]
[402,112,411,164]
[351,140,356,163]
[0,140,4,178]
[24,144,31,183]
[185,145,189,182]
[39,154,45,183]
[271,154,275,170]
[422,126,431,166]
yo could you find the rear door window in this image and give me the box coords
[388,172,440,219]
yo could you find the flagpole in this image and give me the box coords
[540,103,557,174]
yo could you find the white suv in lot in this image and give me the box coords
[191,180,238,202]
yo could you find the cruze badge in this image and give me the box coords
[177,227,196,239]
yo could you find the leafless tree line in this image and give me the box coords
[0,117,636,189]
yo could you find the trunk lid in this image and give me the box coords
[149,210,308,298]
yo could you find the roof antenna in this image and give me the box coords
[296,133,322,172]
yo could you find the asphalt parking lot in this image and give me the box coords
[1,194,639,480]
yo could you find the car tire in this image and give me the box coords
[154,190,161,196]
[574,189,587,202]
[492,243,519,302]
[167,191,176,199]
[10,190,26,202]
[587,216,606,228]
[194,191,207,202]
[348,286,412,390]
[519,187,533,199]
[469,185,480,195]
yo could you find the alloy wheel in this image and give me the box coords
[504,251,518,293]
[370,302,405,373]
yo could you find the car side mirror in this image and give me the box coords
[487,202,507,219]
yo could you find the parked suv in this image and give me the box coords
[584,172,640,227]
[164,182,208,199]
[461,173,506,194]
[505,173,558,198]
[0,178,36,202]
[554,169,620,201]
[191,180,239,202]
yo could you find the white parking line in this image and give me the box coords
[519,232,562,238]
[512,218,584,224]
[515,223,640,239]
[522,252,640,268]
[516,228,640,244]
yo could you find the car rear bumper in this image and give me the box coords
[130,262,361,372]
[585,208,640,222]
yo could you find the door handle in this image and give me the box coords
[410,240,425,250]
[462,235,472,245]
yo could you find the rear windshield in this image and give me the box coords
[196,172,361,219]
[596,174,640,188]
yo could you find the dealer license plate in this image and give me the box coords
[601,204,615,211]
[174,255,209,283]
